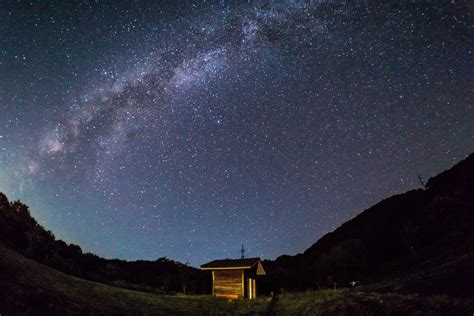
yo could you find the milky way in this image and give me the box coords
[1,1,473,265]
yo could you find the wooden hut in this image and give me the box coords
[201,257,266,299]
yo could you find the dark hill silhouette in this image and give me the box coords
[0,194,209,294]
[260,153,474,297]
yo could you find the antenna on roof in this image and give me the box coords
[241,244,245,259]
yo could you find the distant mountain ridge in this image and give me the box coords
[260,153,474,296]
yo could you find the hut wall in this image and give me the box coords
[213,269,243,298]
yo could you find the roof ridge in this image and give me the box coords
[200,257,262,269]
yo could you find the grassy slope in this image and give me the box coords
[1,243,473,315]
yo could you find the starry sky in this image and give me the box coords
[0,1,473,266]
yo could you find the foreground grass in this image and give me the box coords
[1,244,473,315]
[274,289,473,315]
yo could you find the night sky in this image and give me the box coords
[0,1,473,266]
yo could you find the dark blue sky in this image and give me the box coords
[0,1,473,266]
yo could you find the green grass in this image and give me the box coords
[1,244,472,315]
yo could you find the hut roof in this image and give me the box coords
[201,257,266,275]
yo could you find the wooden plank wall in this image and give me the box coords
[214,270,243,298]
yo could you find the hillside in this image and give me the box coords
[260,153,474,296]
[0,193,209,294]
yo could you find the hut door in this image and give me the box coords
[247,278,252,299]
[247,278,256,299]
[252,279,256,298]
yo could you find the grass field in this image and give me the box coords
[1,244,472,315]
